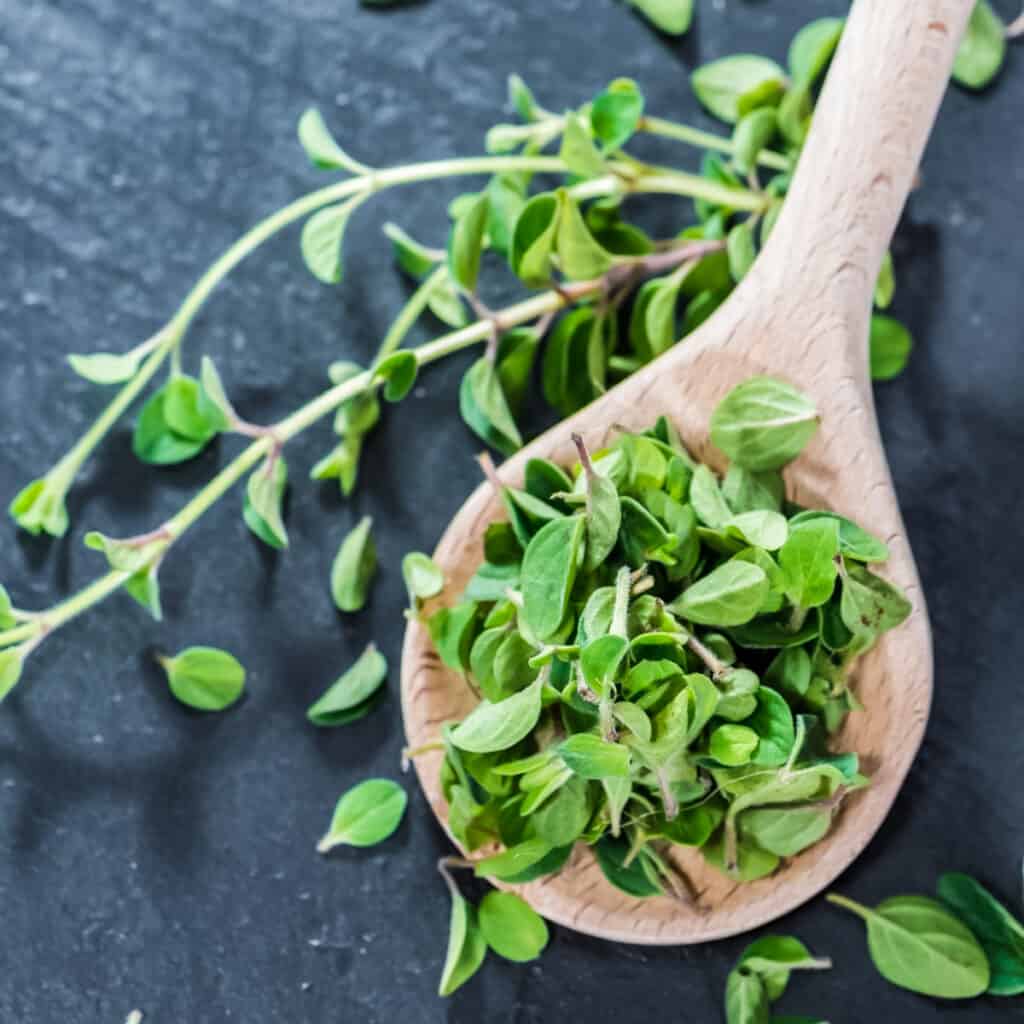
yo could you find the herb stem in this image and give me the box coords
[638,115,790,172]
[825,892,872,921]
[0,622,40,647]
[376,265,450,363]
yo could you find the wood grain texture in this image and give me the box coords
[401,0,972,944]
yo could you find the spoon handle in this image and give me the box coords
[758,0,973,319]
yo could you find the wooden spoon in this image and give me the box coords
[401,0,971,943]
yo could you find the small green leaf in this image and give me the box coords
[0,585,15,630]
[691,55,786,124]
[297,108,368,173]
[671,561,768,627]
[739,935,832,1000]
[447,191,490,293]
[84,530,165,573]
[429,602,480,672]
[402,552,444,604]
[508,73,538,121]
[133,384,216,466]
[9,475,70,537]
[450,675,544,754]
[787,17,844,85]
[626,0,694,35]
[840,563,911,640]
[373,351,418,402]
[478,891,549,963]
[438,885,487,997]
[874,250,895,309]
[0,647,25,702]
[732,107,778,177]
[125,562,163,621]
[521,515,586,641]
[727,221,757,282]
[789,510,888,562]
[301,198,360,284]
[383,221,443,278]
[725,965,769,1024]
[317,778,407,851]
[590,78,645,150]
[952,0,1006,90]
[159,646,245,711]
[747,687,796,766]
[559,733,631,779]
[869,314,912,381]
[559,113,607,179]
[710,377,819,471]
[310,435,363,497]
[510,192,559,287]
[331,515,376,613]
[307,644,387,726]
[198,356,236,431]
[245,456,289,549]
[555,189,615,280]
[68,349,147,385]
[710,724,759,766]
[459,357,522,456]
[779,518,840,608]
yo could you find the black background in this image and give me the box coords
[2,1,1023,1021]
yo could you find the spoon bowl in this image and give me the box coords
[401,0,971,943]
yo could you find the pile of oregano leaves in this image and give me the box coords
[420,374,909,983]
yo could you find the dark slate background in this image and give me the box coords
[1,1,1022,1020]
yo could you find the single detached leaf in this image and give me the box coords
[952,0,1006,90]
[373,351,418,402]
[739,935,832,999]
[626,0,693,35]
[246,456,289,549]
[869,314,913,381]
[159,646,245,711]
[301,199,359,284]
[438,890,487,997]
[447,191,489,293]
[937,872,1024,996]
[691,55,786,124]
[402,552,444,604]
[711,377,819,471]
[671,561,768,627]
[827,892,989,999]
[450,675,544,754]
[297,108,368,172]
[307,644,387,726]
[317,778,407,851]
[331,515,376,612]
[68,349,147,385]
[478,891,549,962]
[521,516,585,641]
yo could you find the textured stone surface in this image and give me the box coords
[0,1,1022,1021]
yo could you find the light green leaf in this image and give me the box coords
[555,189,615,280]
[710,724,759,766]
[671,561,768,627]
[478,891,549,963]
[0,647,25,701]
[874,250,895,309]
[450,675,544,754]
[331,515,377,612]
[626,0,694,35]
[559,113,607,179]
[297,108,369,173]
[691,55,786,124]
[374,351,418,402]
[0,585,15,630]
[732,107,778,177]
[727,220,757,282]
[521,515,585,641]
[198,356,235,431]
[438,887,487,996]
[68,349,147,385]
[301,198,360,284]
[317,778,407,851]
[402,552,444,604]
[245,456,289,549]
[788,17,844,85]
[307,644,387,726]
[779,518,840,608]
[952,1,1006,90]
[447,191,490,293]
[869,314,912,381]
[590,78,645,150]
[9,476,70,538]
[459,357,522,456]
[383,221,443,278]
[510,192,559,287]
[559,733,631,779]
[159,646,245,711]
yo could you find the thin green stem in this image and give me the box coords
[634,171,766,211]
[0,621,40,647]
[639,115,790,172]
[825,893,871,920]
[375,265,450,363]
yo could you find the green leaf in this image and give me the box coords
[521,516,585,642]
[198,356,235,431]
[159,646,245,711]
[710,724,759,766]
[839,563,911,640]
[317,778,406,851]
[245,456,289,549]
[307,644,387,726]
[594,835,663,898]
[727,220,757,283]
[132,385,215,466]
[438,888,487,997]
[559,733,631,779]
[555,189,615,280]
[429,602,480,672]
[447,191,490,293]
[0,585,14,631]
[301,198,360,284]
[732,108,778,177]
[747,687,795,766]
[383,221,443,278]
[952,0,1006,90]
[125,562,163,621]
[779,518,840,608]
[671,561,768,627]
[84,530,165,574]
[402,552,444,604]
[297,108,367,173]
[331,515,377,612]
[478,891,549,963]
[869,314,912,381]
[787,17,844,85]
[459,357,522,456]
[723,466,784,514]
[937,872,1024,996]
[739,935,832,999]
[580,462,621,573]
[789,510,888,562]
[725,967,769,1024]
[874,250,895,309]
[0,647,25,702]
[68,349,147,385]
[741,806,832,859]
[690,464,732,529]
[9,476,70,537]
[723,510,788,551]
[533,774,592,846]
[474,837,553,881]
[827,892,990,999]
[691,55,786,124]
[373,351,418,402]
[590,78,645,150]
[510,192,559,287]
[559,113,607,179]
[508,73,538,121]
[626,0,694,35]
[450,675,544,754]
[710,377,819,471]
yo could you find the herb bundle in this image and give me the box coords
[429,376,910,898]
